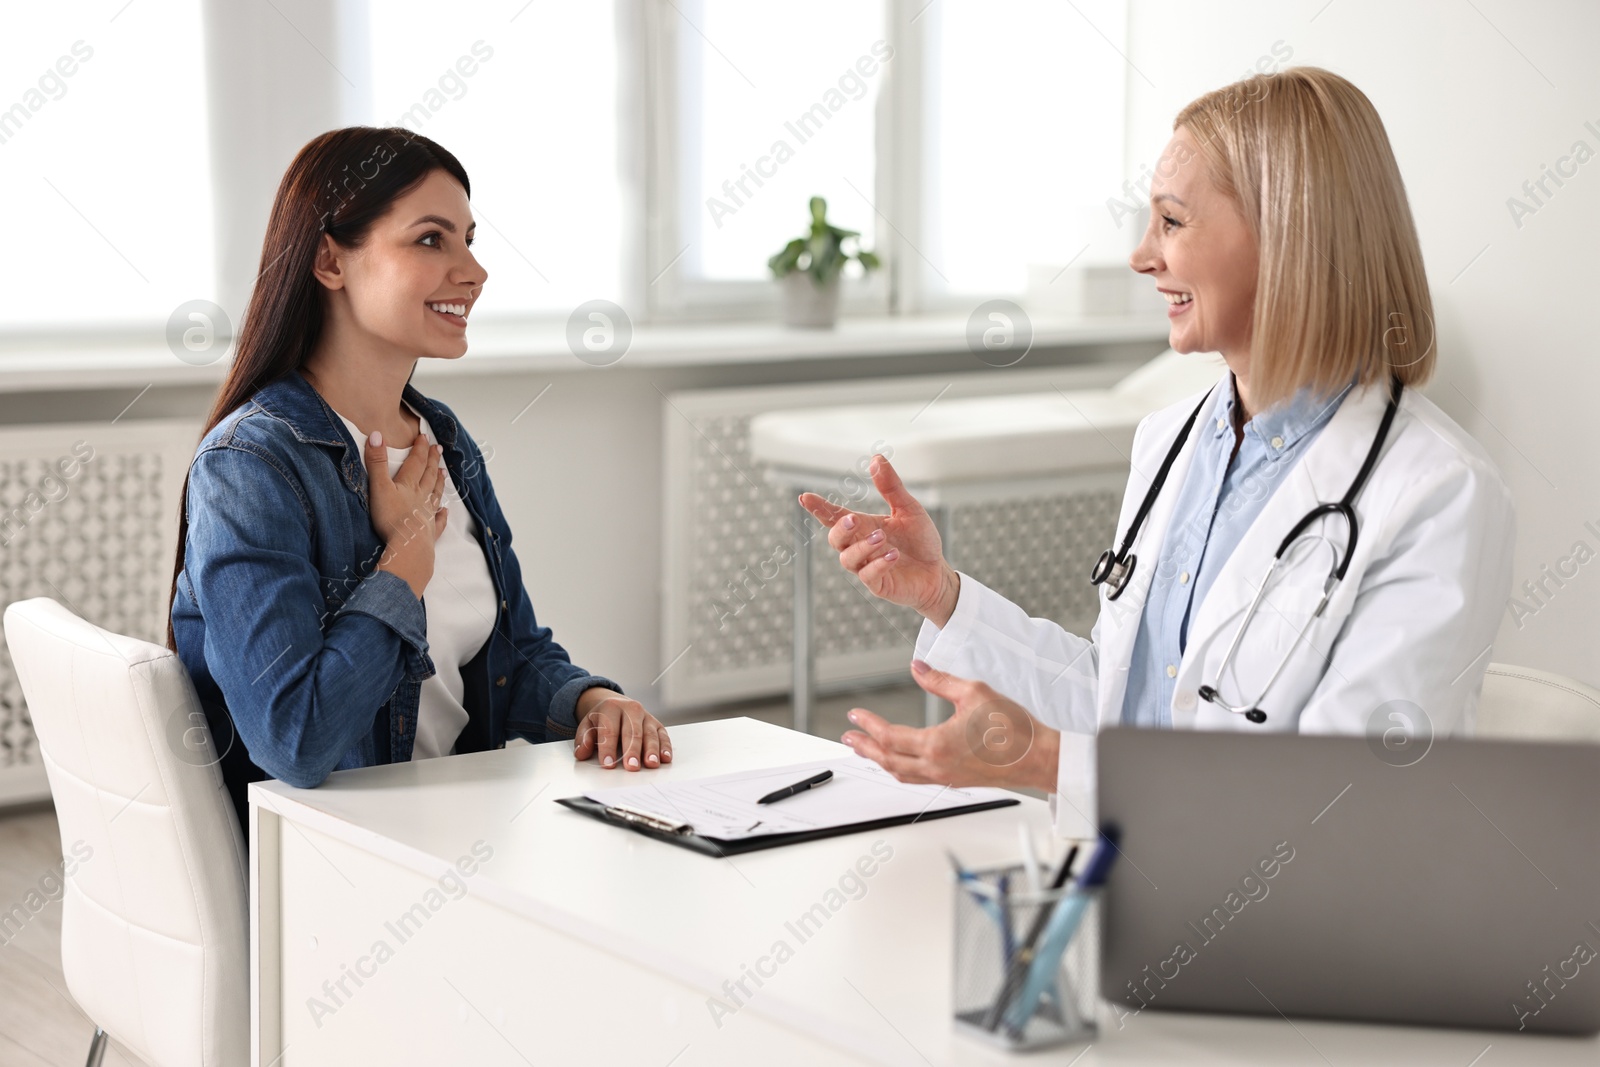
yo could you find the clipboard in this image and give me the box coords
[558,758,1024,857]
[555,792,1020,857]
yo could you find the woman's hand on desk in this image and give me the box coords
[841,659,1060,793]
[573,688,673,771]
[798,455,961,628]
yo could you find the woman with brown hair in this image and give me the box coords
[169,128,670,831]
[801,67,1516,836]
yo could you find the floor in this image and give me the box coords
[0,683,932,1064]
[0,805,140,1067]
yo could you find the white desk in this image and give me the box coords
[250,718,1599,1065]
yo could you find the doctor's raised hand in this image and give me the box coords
[798,458,1061,792]
[798,454,960,625]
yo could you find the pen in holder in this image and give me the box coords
[951,862,1102,1051]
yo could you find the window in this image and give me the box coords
[361,0,625,318]
[2,0,1131,336]
[649,0,892,317]
[673,0,887,283]
[0,3,213,331]
[650,0,1128,316]
[919,0,1129,301]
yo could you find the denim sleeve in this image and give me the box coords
[463,432,619,742]
[184,443,434,788]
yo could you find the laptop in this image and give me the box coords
[1097,727,1600,1034]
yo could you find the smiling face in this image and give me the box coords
[314,168,486,361]
[1130,125,1259,366]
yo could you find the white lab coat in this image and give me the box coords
[912,370,1516,837]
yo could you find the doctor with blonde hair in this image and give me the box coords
[800,67,1515,835]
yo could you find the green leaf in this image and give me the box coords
[770,195,876,281]
[767,238,806,277]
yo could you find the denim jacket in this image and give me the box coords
[171,368,620,831]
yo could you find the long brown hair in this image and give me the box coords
[166,127,470,649]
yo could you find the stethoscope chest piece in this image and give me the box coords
[1091,549,1136,600]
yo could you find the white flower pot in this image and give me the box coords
[781,271,841,329]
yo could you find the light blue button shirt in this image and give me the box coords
[1121,375,1351,728]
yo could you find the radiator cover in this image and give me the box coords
[0,419,196,805]
[659,365,1133,710]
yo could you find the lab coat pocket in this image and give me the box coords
[1207,581,1330,712]
[1257,583,1330,654]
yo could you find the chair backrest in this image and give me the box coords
[1475,662,1600,743]
[3,597,247,1067]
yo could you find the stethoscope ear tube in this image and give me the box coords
[1088,385,1216,599]
[1200,375,1404,725]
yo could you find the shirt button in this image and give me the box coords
[1179,571,1190,584]
[496,675,508,687]
[1216,417,1226,430]
[1166,664,1177,678]
[1271,435,1284,449]
[501,599,509,611]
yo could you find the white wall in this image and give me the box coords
[1124,0,1600,684]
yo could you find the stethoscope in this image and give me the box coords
[1090,375,1404,724]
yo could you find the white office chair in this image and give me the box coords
[3,598,248,1067]
[1475,662,1600,742]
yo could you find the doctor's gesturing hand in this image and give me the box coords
[798,457,1062,791]
[842,659,1061,792]
[798,454,960,626]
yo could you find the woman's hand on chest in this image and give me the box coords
[367,430,449,597]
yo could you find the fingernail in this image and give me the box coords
[647,754,658,765]
[603,756,614,766]
[842,514,855,529]
[912,658,930,673]
[868,529,884,545]
[628,757,639,769]
[848,710,859,723]
[884,550,899,562]
[368,431,382,447]
[843,734,857,745]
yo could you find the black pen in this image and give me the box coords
[757,770,833,805]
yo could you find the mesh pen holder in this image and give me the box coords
[952,862,1100,1051]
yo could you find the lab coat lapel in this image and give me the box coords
[1180,378,1393,663]
[1094,372,1226,727]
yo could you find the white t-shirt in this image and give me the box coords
[336,400,497,760]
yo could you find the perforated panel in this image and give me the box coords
[951,490,1122,618]
[0,421,194,801]
[687,412,925,680]
[660,370,1134,709]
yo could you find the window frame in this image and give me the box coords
[640,0,921,322]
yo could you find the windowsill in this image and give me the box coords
[0,313,1173,393]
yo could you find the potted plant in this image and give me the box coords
[767,196,880,328]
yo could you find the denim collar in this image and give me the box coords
[1211,373,1352,454]
[250,367,461,496]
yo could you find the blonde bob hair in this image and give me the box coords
[1173,66,1434,411]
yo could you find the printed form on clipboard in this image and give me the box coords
[574,756,1019,843]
